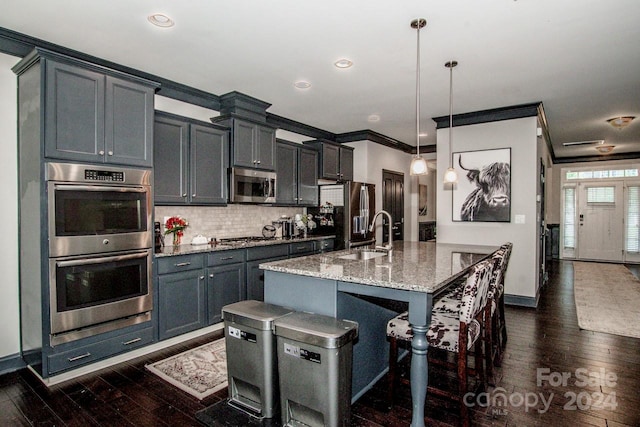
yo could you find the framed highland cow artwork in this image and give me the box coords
[451,148,511,222]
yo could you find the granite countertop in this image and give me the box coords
[154,235,335,257]
[260,241,498,294]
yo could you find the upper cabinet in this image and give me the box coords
[154,112,229,205]
[13,48,158,168]
[210,91,276,171]
[276,140,319,206]
[304,140,354,181]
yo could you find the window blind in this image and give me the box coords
[586,186,615,204]
[627,186,640,253]
[564,187,575,249]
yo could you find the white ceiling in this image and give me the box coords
[1,0,639,161]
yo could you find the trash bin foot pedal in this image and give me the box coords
[195,399,281,427]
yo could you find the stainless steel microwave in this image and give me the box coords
[230,167,276,203]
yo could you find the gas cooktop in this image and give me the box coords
[219,236,276,244]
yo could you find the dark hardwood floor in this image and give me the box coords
[1,260,639,426]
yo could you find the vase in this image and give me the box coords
[172,232,181,247]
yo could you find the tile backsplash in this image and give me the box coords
[155,205,303,242]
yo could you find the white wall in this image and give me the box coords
[346,140,436,242]
[437,117,540,302]
[0,52,20,359]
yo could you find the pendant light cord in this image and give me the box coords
[448,61,453,166]
[416,24,421,156]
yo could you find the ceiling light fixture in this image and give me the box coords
[562,139,605,147]
[334,59,353,69]
[147,13,175,28]
[607,116,635,129]
[409,18,428,176]
[294,81,311,89]
[595,145,615,154]
[368,114,380,122]
[443,60,458,183]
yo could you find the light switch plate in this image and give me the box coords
[515,214,525,224]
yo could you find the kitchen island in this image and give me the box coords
[261,241,497,427]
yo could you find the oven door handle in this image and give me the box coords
[55,251,148,267]
[54,184,147,193]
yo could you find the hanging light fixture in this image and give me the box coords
[443,60,458,183]
[409,18,428,176]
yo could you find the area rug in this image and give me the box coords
[573,261,640,339]
[146,339,227,400]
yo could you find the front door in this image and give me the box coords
[382,170,404,243]
[577,182,624,262]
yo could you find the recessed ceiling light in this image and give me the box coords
[294,81,311,89]
[419,132,428,137]
[367,114,380,122]
[607,116,635,129]
[148,13,175,28]
[595,145,615,154]
[334,59,353,69]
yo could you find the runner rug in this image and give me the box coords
[573,261,640,339]
[146,338,227,400]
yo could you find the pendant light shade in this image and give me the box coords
[443,60,458,184]
[409,18,428,176]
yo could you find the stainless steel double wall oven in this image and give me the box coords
[46,162,153,345]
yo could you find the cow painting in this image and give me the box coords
[452,148,511,222]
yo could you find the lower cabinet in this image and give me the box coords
[246,244,289,301]
[207,262,246,324]
[158,268,207,340]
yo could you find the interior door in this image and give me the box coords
[577,182,624,262]
[382,170,404,243]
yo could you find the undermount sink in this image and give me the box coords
[338,250,388,261]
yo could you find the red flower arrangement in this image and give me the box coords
[164,216,188,246]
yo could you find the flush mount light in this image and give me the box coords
[607,116,635,129]
[334,59,353,69]
[368,114,380,122]
[148,13,174,27]
[294,81,311,89]
[595,145,615,154]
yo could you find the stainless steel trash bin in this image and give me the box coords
[222,300,294,419]
[273,311,359,427]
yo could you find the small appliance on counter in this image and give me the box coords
[191,235,209,245]
[272,217,295,239]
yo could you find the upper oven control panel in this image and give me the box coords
[84,169,125,182]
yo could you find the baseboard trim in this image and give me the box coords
[0,352,26,375]
[505,294,538,308]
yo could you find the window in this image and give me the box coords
[563,187,576,249]
[586,186,615,204]
[627,186,640,253]
[566,168,638,180]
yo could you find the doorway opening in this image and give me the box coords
[382,170,404,243]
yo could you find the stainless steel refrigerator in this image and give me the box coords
[310,182,376,250]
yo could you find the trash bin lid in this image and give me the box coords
[222,300,294,331]
[273,311,358,349]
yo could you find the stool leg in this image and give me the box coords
[387,337,399,409]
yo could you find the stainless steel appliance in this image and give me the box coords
[308,182,375,250]
[230,167,276,203]
[46,162,153,344]
[47,162,152,257]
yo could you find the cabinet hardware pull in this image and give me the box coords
[99,150,105,155]
[122,337,142,346]
[209,274,214,278]
[175,262,191,267]
[108,151,113,156]
[68,352,91,362]
[296,246,305,250]
[182,193,187,197]
[200,276,205,280]
[256,160,261,164]
[192,194,196,197]
[220,256,234,260]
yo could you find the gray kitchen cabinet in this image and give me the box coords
[276,140,319,206]
[212,116,276,171]
[316,237,335,253]
[42,54,156,167]
[157,254,207,340]
[246,244,289,301]
[289,240,316,257]
[154,111,228,205]
[304,140,354,181]
[206,249,247,324]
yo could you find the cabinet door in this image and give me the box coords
[339,146,354,181]
[256,126,276,170]
[321,143,340,180]
[298,147,319,205]
[232,120,257,168]
[276,142,297,205]
[154,116,189,204]
[158,269,206,340]
[190,124,228,205]
[105,76,154,167]
[207,263,246,325]
[246,256,288,301]
[45,60,105,163]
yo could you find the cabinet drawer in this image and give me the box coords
[208,249,246,266]
[157,254,204,275]
[247,244,289,261]
[48,327,153,374]
[317,239,335,252]
[289,241,316,256]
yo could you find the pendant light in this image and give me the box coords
[443,60,458,183]
[409,18,428,176]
